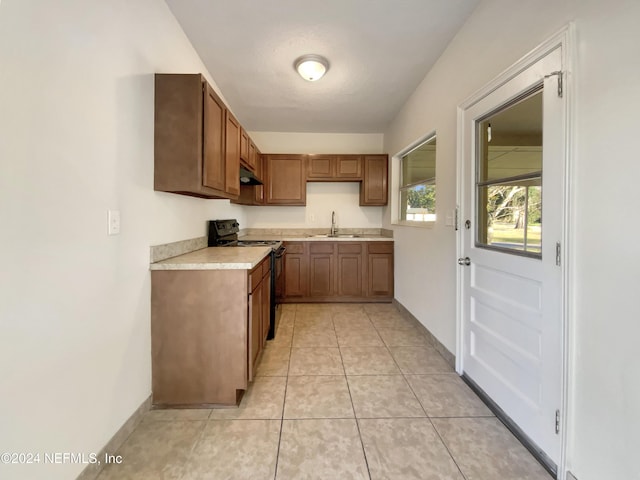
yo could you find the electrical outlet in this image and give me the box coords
[108,210,120,235]
[310,213,316,223]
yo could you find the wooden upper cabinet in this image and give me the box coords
[248,141,257,172]
[307,155,336,180]
[155,73,263,200]
[336,155,362,179]
[202,82,226,192]
[254,153,265,205]
[264,154,307,205]
[360,155,388,206]
[240,128,250,163]
[307,155,362,181]
[225,111,241,197]
[154,74,232,199]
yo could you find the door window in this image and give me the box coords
[475,88,543,256]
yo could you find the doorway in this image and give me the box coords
[457,42,568,476]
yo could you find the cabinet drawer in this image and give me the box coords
[286,242,304,254]
[338,243,362,254]
[249,256,269,291]
[262,257,271,279]
[310,242,335,254]
[367,242,393,254]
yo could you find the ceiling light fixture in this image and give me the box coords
[294,54,329,82]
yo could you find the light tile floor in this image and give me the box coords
[97,303,552,480]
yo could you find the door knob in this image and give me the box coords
[458,257,471,266]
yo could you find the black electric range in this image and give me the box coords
[207,219,284,340]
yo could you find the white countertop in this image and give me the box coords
[150,246,271,271]
[239,234,394,242]
[150,235,394,271]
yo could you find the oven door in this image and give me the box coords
[267,245,285,340]
[274,245,285,302]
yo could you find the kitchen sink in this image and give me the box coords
[307,234,360,238]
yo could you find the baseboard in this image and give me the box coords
[392,298,456,368]
[566,472,577,480]
[76,395,152,480]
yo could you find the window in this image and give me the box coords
[399,135,436,223]
[476,88,542,256]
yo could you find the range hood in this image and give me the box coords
[239,166,263,186]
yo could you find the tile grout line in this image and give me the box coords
[272,304,296,480]
[174,415,209,480]
[426,416,470,480]
[335,308,373,480]
[368,306,471,480]
[390,307,470,480]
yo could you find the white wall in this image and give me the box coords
[384,0,640,478]
[245,132,385,229]
[0,1,242,479]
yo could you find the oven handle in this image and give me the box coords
[275,246,286,258]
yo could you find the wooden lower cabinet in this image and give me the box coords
[282,241,393,302]
[366,243,394,298]
[309,242,335,298]
[337,243,364,298]
[247,256,271,381]
[261,274,271,343]
[151,255,271,407]
[249,279,262,380]
[283,242,308,298]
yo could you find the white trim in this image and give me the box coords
[392,220,435,229]
[455,24,574,480]
[558,22,576,480]
[393,130,438,225]
[395,130,437,158]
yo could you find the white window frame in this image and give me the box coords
[392,131,437,227]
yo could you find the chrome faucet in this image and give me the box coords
[330,211,337,236]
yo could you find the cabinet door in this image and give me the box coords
[367,243,394,298]
[240,128,249,163]
[155,74,231,198]
[337,243,363,297]
[248,141,257,172]
[249,280,262,381]
[309,256,333,297]
[336,155,362,179]
[254,154,265,205]
[262,272,271,345]
[265,155,306,205]
[360,155,388,205]
[309,242,335,298]
[225,111,241,197]
[283,242,308,298]
[203,83,227,192]
[307,155,335,180]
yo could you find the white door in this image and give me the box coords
[459,47,565,466]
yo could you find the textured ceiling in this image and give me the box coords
[164,0,481,133]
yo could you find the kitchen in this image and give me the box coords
[1,1,639,480]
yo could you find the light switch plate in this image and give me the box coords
[445,210,455,227]
[108,210,120,235]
